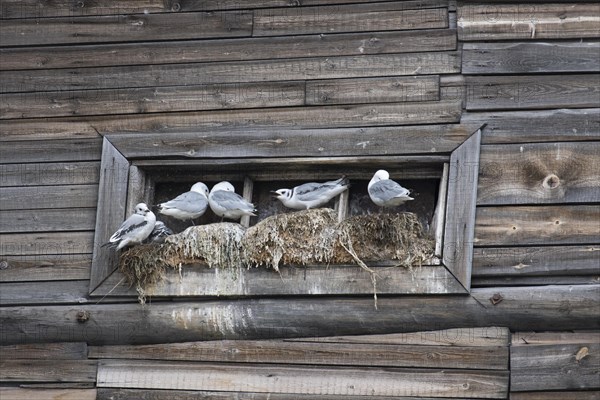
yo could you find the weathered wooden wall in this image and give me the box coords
[0,0,599,398]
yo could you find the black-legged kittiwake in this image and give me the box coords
[208,181,257,220]
[144,221,174,244]
[105,203,156,250]
[368,169,413,207]
[271,176,350,210]
[156,182,209,222]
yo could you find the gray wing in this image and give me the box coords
[370,180,411,202]
[294,178,348,201]
[161,191,207,213]
[109,213,149,243]
[145,221,173,243]
[212,190,255,212]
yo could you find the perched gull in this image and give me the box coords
[144,221,174,244]
[105,203,156,250]
[271,176,350,210]
[368,170,413,207]
[208,181,257,220]
[156,182,209,222]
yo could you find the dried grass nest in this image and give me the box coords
[119,209,435,303]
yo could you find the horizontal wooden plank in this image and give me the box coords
[0,52,460,93]
[108,123,479,159]
[512,331,600,346]
[0,101,463,140]
[0,254,91,282]
[2,285,597,345]
[0,232,94,256]
[473,245,600,277]
[463,41,600,74]
[0,81,306,119]
[89,339,508,370]
[0,388,97,400]
[0,0,447,19]
[511,343,600,391]
[289,327,511,347]
[0,162,100,187]
[0,29,457,71]
[0,185,98,210]
[462,108,600,144]
[478,142,600,205]
[254,5,447,36]
[0,360,97,383]
[0,11,252,46]
[0,208,96,233]
[0,342,87,360]
[94,264,465,297]
[0,280,115,305]
[458,3,600,41]
[472,275,599,287]
[306,76,439,105]
[0,139,102,161]
[511,392,600,400]
[97,360,508,398]
[97,388,497,400]
[474,205,600,246]
[466,74,600,110]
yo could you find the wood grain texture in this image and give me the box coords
[462,108,600,144]
[0,29,457,71]
[108,123,479,159]
[306,76,439,105]
[254,5,447,36]
[478,142,600,205]
[511,392,600,400]
[466,74,600,110]
[0,280,101,305]
[0,162,100,187]
[0,139,102,161]
[0,254,91,282]
[458,3,600,40]
[0,81,306,119]
[0,388,97,400]
[472,275,599,287]
[2,285,597,345]
[463,41,600,74]
[97,360,508,398]
[1,101,463,140]
[0,360,97,383]
[91,264,465,298]
[475,205,600,246]
[0,208,96,233]
[0,11,252,46]
[512,331,600,346]
[0,185,98,210]
[89,339,508,370]
[511,343,600,391]
[89,138,129,292]
[473,245,600,277]
[0,52,460,93]
[0,232,95,256]
[0,342,87,360]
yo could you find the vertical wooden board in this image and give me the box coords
[477,142,600,205]
[0,387,97,400]
[443,129,481,290]
[254,4,448,36]
[97,360,508,398]
[462,41,600,74]
[458,3,600,40]
[466,74,600,110]
[0,11,252,46]
[306,76,439,105]
[89,138,129,292]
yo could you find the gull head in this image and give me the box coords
[211,181,235,193]
[190,182,209,197]
[369,169,390,189]
[271,188,292,200]
[134,203,151,215]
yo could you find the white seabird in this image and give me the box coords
[144,221,174,244]
[208,181,257,221]
[156,182,209,222]
[271,176,350,210]
[105,203,156,250]
[368,170,413,207]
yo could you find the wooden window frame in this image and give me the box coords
[89,124,482,297]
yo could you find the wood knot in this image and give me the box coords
[171,2,181,11]
[0,260,8,270]
[575,346,589,362]
[76,310,90,323]
[542,174,560,189]
[489,293,504,305]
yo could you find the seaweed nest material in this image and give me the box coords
[119,210,434,303]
